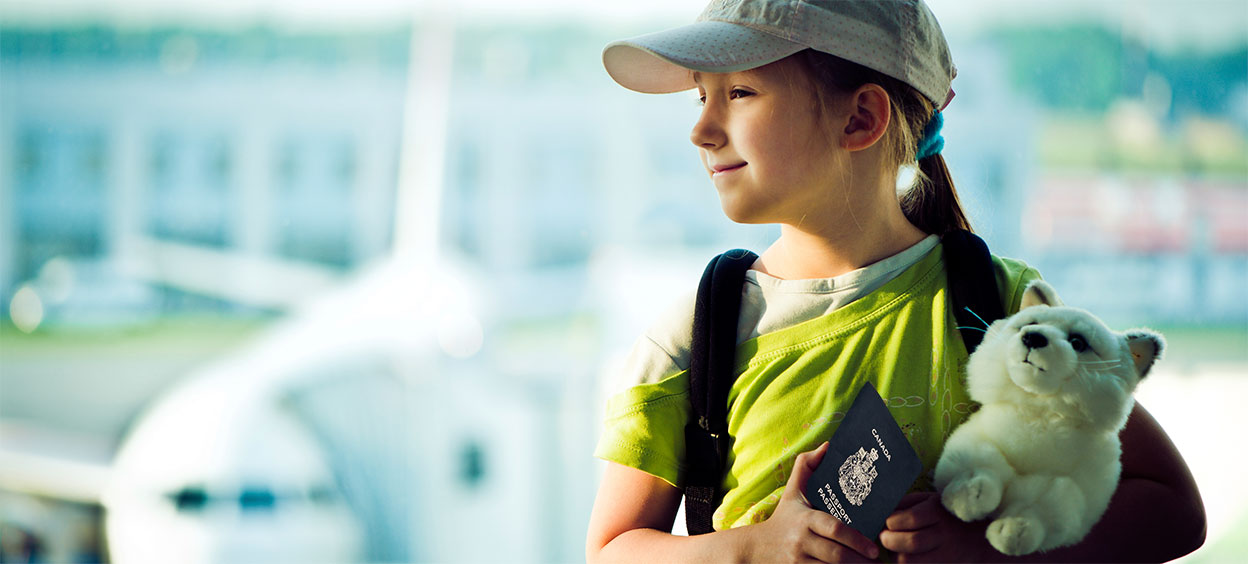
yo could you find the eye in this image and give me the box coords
[1068,334,1089,353]
[729,88,753,100]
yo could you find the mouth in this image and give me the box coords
[710,162,746,176]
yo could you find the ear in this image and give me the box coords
[1020,280,1064,310]
[841,83,890,152]
[1125,329,1165,378]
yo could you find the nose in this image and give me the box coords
[690,104,726,150]
[1021,331,1048,350]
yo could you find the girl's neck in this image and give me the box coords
[754,200,928,280]
[751,136,929,280]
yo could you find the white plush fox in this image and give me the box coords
[934,280,1164,556]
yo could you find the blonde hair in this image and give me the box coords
[795,49,972,235]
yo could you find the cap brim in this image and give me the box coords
[603,21,807,94]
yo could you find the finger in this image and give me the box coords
[807,512,880,560]
[782,442,830,504]
[792,441,830,480]
[879,527,942,555]
[885,493,942,531]
[893,491,932,511]
[802,536,877,564]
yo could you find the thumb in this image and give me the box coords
[782,441,830,505]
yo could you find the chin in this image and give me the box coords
[720,208,767,225]
[717,198,768,225]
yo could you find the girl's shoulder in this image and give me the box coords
[619,268,869,385]
[603,290,695,397]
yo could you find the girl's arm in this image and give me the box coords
[586,442,882,563]
[880,402,1207,562]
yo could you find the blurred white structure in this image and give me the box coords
[97,258,435,562]
[100,252,587,562]
[105,397,364,563]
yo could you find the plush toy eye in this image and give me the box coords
[1069,334,1089,353]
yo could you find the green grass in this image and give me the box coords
[0,316,272,357]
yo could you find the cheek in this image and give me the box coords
[773,119,821,156]
[758,127,829,175]
[793,122,840,169]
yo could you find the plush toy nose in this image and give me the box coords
[1021,331,1049,349]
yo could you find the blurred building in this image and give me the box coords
[0,26,408,325]
[1025,173,1248,325]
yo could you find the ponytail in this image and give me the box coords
[904,153,973,235]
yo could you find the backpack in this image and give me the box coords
[682,230,1005,535]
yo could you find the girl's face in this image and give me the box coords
[691,58,848,225]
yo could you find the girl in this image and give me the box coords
[586,1,1206,562]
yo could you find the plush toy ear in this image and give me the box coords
[1020,280,1064,310]
[1125,329,1165,378]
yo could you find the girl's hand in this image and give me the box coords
[878,491,991,563]
[745,441,881,563]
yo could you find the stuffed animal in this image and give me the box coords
[934,280,1164,556]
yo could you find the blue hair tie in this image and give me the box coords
[916,110,944,160]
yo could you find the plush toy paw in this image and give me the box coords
[941,473,1001,522]
[987,515,1045,556]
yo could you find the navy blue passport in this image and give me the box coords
[803,382,923,541]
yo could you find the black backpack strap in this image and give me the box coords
[942,230,1005,352]
[684,248,757,536]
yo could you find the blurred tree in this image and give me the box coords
[993,25,1130,112]
[1153,47,1248,118]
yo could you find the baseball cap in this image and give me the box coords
[603,0,957,109]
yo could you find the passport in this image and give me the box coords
[803,382,923,541]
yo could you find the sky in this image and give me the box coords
[1,0,1245,51]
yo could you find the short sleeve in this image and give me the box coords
[992,255,1044,315]
[593,370,692,488]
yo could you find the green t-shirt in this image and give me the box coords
[594,243,1041,530]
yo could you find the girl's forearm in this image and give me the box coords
[1001,476,1206,563]
[590,526,755,564]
